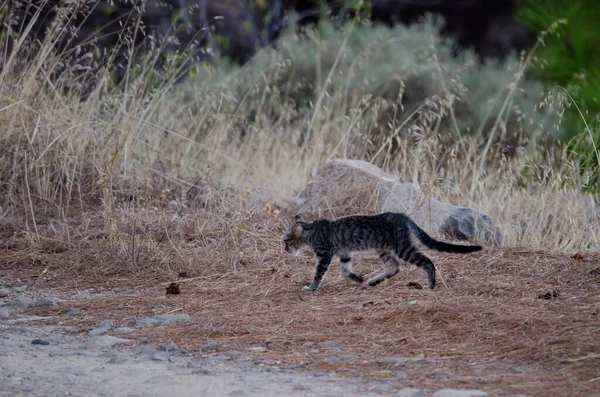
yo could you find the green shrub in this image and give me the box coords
[518,0,600,193]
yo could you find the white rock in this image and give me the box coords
[296,159,501,244]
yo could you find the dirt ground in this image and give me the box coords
[1,206,599,396]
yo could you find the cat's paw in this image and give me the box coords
[302,285,317,291]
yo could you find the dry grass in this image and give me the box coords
[2,204,599,396]
[1,8,600,396]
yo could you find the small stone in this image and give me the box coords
[99,351,119,358]
[158,343,178,352]
[151,351,169,361]
[7,297,36,308]
[432,373,452,380]
[375,357,407,366]
[0,307,12,319]
[89,320,113,336]
[396,370,409,379]
[324,357,340,363]
[31,339,50,345]
[309,349,320,354]
[37,297,62,307]
[512,367,532,374]
[49,351,87,357]
[0,288,9,297]
[369,382,392,392]
[224,350,244,359]
[112,327,134,335]
[135,313,191,327]
[138,344,157,355]
[202,341,221,351]
[60,366,87,376]
[186,362,210,374]
[341,354,360,361]
[11,286,27,293]
[397,388,422,397]
[88,335,130,348]
[211,354,231,361]
[431,390,488,397]
[67,307,81,315]
[320,341,342,349]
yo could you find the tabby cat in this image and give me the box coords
[283,213,482,291]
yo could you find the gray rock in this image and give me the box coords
[40,316,60,323]
[59,366,87,376]
[440,208,502,245]
[150,351,170,361]
[202,341,221,351]
[138,344,157,355]
[0,288,9,297]
[431,373,452,379]
[369,382,392,393]
[397,388,422,397]
[158,343,178,352]
[375,357,407,366]
[11,286,27,293]
[135,313,191,327]
[0,307,12,319]
[341,354,360,361]
[324,357,340,363]
[223,350,244,359]
[431,390,488,397]
[37,297,62,307]
[320,341,343,349]
[512,367,532,374]
[112,327,135,335]
[89,320,114,336]
[99,351,119,358]
[396,370,409,379]
[186,362,210,374]
[209,354,231,362]
[31,339,50,345]
[296,159,501,245]
[49,351,88,357]
[7,297,36,308]
[107,355,127,364]
[67,307,81,315]
[88,335,130,348]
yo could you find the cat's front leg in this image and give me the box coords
[303,251,333,291]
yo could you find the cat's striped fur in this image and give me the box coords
[283,213,482,291]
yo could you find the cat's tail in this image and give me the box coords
[407,217,482,253]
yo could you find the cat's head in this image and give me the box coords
[283,215,310,255]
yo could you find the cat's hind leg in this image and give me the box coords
[396,245,435,289]
[367,251,401,286]
[338,251,363,284]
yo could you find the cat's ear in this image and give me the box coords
[293,225,303,237]
[294,214,304,223]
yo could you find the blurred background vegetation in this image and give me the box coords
[518,0,600,193]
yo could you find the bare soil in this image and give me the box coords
[1,205,599,396]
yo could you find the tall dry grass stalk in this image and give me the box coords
[0,11,598,253]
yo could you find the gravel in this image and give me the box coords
[135,314,191,327]
[88,320,114,336]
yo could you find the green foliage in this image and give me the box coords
[198,18,552,159]
[519,0,600,193]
